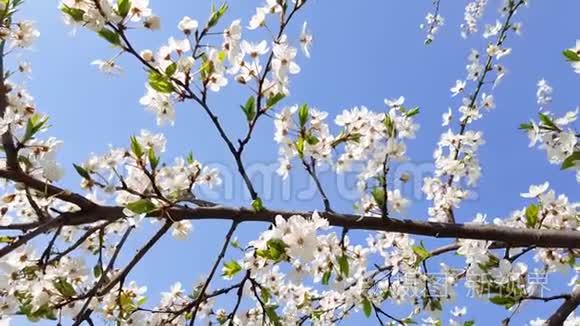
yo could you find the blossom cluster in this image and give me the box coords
[522,80,579,182]
[274,97,418,216]
[423,0,524,223]
[61,0,312,128]
[460,0,488,38]
[420,11,444,44]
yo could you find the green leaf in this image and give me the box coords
[208,2,228,28]
[229,238,242,250]
[518,122,533,131]
[119,291,139,314]
[240,96,256,122]
[53,278,76,298]
[61,5,85,22]
[165,62,177,77]
[148,147,159,170]
[563,49,580,62]
[298,104,309,127]
[361,296,372,318]
[251,197,264,212]
[260,288,271,303]
[489,295,517,308]
[321,271,331,285]
[266,93,285,109]
[383,115,396,137]
[148,70,175,93]
[429,298,442,311]
[73,163,91,180]
[371,187,385,207]
[0,236,14,243]
[217,50,227,62]
[23,114,49,144]
[539,113,559,131]
[412,243,431,263]
[93,265,103,278]
[21,303,57,322]
[464,321,475,326]
[136,296,147,306]
[256,239,288,262]
[130,136,144,158]
[97,28,122,47]
[311,310,323,320]
[186,151,195,164]
[524,203,540,228]
[561,152,580,170]
[337,254,349,277]
[266,239,287,261]
[126,199,156,214]
[200,55,214,81]
[264,305,281,326]
[295,137,305,158]
[405,106,420,117]
[117,0,131,18]
[221,260,242,278]
[305,134,319,145]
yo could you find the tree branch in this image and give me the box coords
[546,287,580,326]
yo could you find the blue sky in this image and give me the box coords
[15,0,579,324]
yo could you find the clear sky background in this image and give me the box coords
[12,0,580,325]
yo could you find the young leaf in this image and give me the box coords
[518,122,533,130]
[361,296,372,318]
[251,197,264,212]
[148,147,159,171]
[524,203,540,227]
[337,254,349,277]
[321,271,331,285]
[295,137,305,158]
[73,163,91,180]
[429,298,442,311]
[97,28,122,47]
[489,295,516,308]
[148,70,175,93]
[240,96,256,122]
[165,62,177,77]
[412,244,431,263]
[200,56,214,81]
[298,104,309,127]
[130,136,144,158]
[117,0,131,18]
[405,106,420,117]
[186,151,195,164]
[561,152,580,170]
[208,2,228,28]
[266,239,287,261]
[383,115,396,137]
[53,278,76,298]
[371,187,385,207]
[260,288,271,303]
[305,134,319,145]
[264,305,281,326]
[266,93,285,109]
[93,265,103,278]
[23,114,49,144]
[61,5,85,22]
[0,236,14,243]
[221,260,242,279]
[563,49,580,62]
[126,199,156,214]
[538,113,559,131]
